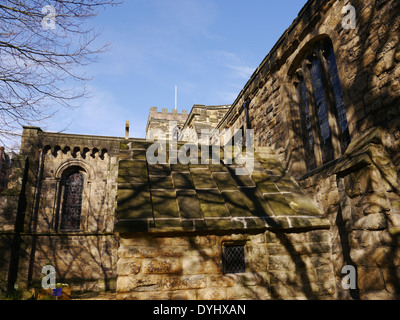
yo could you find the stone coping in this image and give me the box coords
[116,216,331,235]
[0,232,115,236]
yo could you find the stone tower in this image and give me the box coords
[145,107,188,141]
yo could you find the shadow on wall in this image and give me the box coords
[3,139,117,295]
[286,0,400,300]
[26,175,117,292]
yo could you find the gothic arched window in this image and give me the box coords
[60,171,84,231]
[294,38,350,172]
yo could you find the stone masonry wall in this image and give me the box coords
[216,0,400,166]
[0,147,11,193]
[215,0,400,299]
[266,230,335,299]
[117,229,336,300]
[300,131,400,299]
[25,132,121,291]
[179,105,231,143]
[0,128,122,293]
[36,142,118,234]
[28,235,118,291]
[0,155,24,233]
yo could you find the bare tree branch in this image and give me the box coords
[0,0,122,149]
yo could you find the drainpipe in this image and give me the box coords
[243,100,251,130]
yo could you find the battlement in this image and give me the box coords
[146,107,189,140]
[149,106,188,116]
[146,105,232,142]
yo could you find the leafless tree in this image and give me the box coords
[0,0,121,150]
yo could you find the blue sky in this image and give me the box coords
[47,0,308,139]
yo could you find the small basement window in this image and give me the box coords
[223,245,246,274]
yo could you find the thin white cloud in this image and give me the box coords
[45,87,138,137]
[205,50,255,80]
[153,0,219,37]
[228,65,255,80]
[215,91,240,104]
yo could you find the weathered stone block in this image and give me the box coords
[308,230,330,243]
[205,218,234,230]
[310,281,336,297]
[268,255,295,271]
[170,163,190,172]
[358,267,386,291]
[226,285,260,300]
[197,287,227,300]
[234,173,256,187]
[182,252,221,275]
[350,230,381,249]
[118,246,160,259]
[151,190,179,219]
[117,275,162,293]
[191,170,218,189]
[131,150,147,161]
[155,236,191,247]
[162,275,207,291]
[264,193,296,216]
[154,219,183,230]
[118,161,148,183]
[196,190,230,218]
[221,191,253,217]
[308,254,333,269]
[375,59,387,75]
[142,258,182,274]
[292,242,331,255]
[117,259,141,276]
[169,290,197,300]
[268,283,306,300]
[269,271,296,285]
[176,190,204,219]
[241,187,272,217]
[207,275,236,288]
[354,213,388,230]
[267,243,289,256]
[148,164,171,176]
[265,231,279,244]
[193,235,217,246]
[212,172,239,191]
[160,246,189,258]
[149,175,174,189]
[116,188,152,219]
[172,172,194,189]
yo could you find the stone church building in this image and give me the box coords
[1,0,400,300]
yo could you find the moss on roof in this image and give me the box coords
[115,141,330,234]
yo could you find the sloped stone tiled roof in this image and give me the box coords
[115,140,330,234]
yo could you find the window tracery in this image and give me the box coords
[294,38,350,172]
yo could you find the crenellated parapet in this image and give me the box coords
[145,107,189,141]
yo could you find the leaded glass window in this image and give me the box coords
[298,76,317,171]
[61,172,83,231]
[310,53,335,165]
[325,44,351,154]
[295,38,350,172]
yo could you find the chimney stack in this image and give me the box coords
[125,121,130,140]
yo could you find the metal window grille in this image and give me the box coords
[223,245,246,274]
